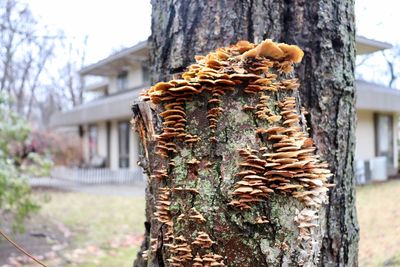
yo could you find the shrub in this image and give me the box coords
[0,93,52,232]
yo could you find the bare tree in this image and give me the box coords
[0,0,90,129]
[381,45,400,88]
[52,37,88,109]
[30,37,88,129]
[356,44,400,89]
[0,0,57,119]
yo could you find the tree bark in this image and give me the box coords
[133,0,358,266]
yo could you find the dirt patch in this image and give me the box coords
[0,212,70,266]
[1,188,146,266]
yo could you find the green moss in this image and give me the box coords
[198,168,211,178]
[169,201,181,213]
[229,212,246,228]
[172,156,188,183]
[186,180,197,188]
[197,179,214,205]
[186,101,204,114]
[186,117,200,134]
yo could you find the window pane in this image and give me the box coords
[117,71,128,91]
[142,64,149,83]
[118,122,130,168]
[375,114,394,167]
[377,116,390,153]
[88,125,97,159]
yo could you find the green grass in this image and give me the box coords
[357,180,400,267]
[32,191,146,267]
[65,246,140,267]
[20,180,400,266]
[37,192,145,246]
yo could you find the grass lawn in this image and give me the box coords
[4,180,400,266]
[357,180,400,267]
[30,190,146,267]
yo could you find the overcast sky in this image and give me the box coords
[355,0,398,44]
[28,0,399,84]
[28,0,151,64]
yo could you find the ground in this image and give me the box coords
[357,179,400,267]
[0,186,146,267]
[0,180,400,266]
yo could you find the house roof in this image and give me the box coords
[79,40,149,76]
[83,80,109,92]
[50,85,146,127]
[79,36,391,77]
[356,80,400,112]
[356,36,392,55]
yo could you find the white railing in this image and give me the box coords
[50,167,146,185]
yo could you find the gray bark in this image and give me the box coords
[133,0,358,266]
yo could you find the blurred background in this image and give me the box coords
[0,0,399,266]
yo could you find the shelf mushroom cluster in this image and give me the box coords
[153,187,174,246]
[192,253,225,267]
[207,86,230,142]
[293,206,323,264]
[294,208,319,243]
[143,187,174,260]
[177,207,206,223]
[153,92,201,159]
[166,235,193,266]
[192,231,215,248]
[141,39,319,265]
[264,96,332,206]
[255,93,278,122]
[154,187,172,224]
[229,94,333,261]
[228,148,274,209]
[230,96,332,209]
[144,38,305,157]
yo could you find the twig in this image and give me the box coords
[0,229,48,267]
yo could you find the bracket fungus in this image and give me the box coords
[140,38,332,265]
[192,231,215,248]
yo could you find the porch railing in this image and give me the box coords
[50,167,146,185]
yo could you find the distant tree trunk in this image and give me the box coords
[133,1,358,266]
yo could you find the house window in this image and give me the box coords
[88,125,98,159]
[106,121,111,167]
[142,64,149,83]
[374,113,394,167]
[118,121,130,168]
[117,71,128,91]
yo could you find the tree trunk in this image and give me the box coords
[133,1,358,266]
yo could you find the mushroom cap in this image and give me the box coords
[241,39,304,63]
[233,186,254,194]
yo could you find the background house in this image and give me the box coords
[51,37,399,181]
[51,41,149,173]
[356,36,400,180]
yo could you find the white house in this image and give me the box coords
[51,41,149,172]
[355,36,399,178]
[51,37,399,180]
